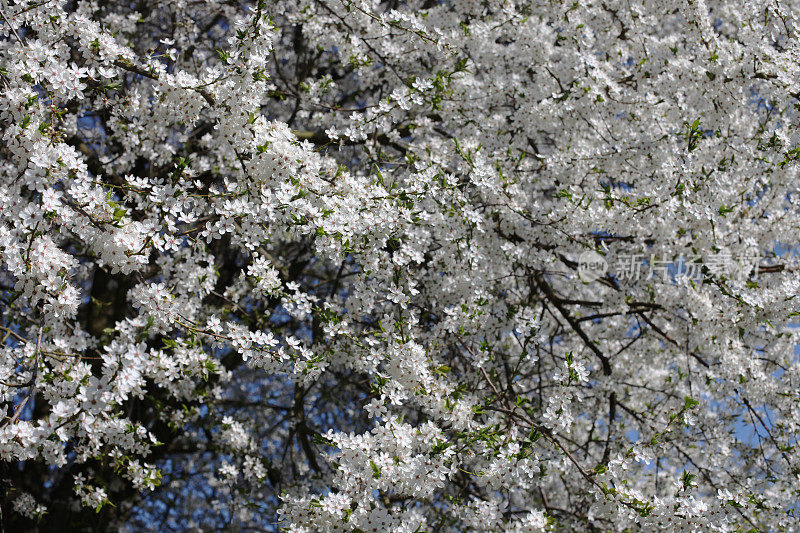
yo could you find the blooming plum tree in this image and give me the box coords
[1,0,800,531]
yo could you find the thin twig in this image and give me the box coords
[2,326,43,426]
[0,6,23,44]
